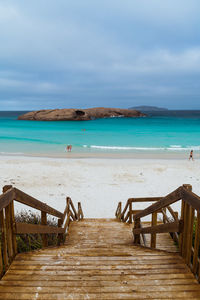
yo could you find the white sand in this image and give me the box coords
[0,155,199,218]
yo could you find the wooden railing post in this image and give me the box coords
[41,211,48,247]
[181,184,193,262]
[151,212,157,248]
[133,218,141,244]
[57,218,63,246]
[193,211,200,276]
[5,204,14,261]
[2,185,17,264]
[129,200,132,224]
[2,185,17,257]
[0,209,8,271]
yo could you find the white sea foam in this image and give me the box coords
[0,152,24,155]
[83,145,200,151]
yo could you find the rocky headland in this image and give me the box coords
[18,107,145,121]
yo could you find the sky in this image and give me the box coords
[0,0,200,110]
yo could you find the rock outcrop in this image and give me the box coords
[18,107,145,121]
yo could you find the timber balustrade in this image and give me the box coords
[116,184,200,282]
[0,185,83,277]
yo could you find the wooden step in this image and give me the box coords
[0,218,199,299]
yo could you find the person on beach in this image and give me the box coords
[66,145,71,152]
[69,145,72,152]
[189,150,194,161]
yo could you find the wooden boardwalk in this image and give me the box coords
[0,218,200,299]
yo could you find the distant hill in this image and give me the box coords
[129,106,168,112]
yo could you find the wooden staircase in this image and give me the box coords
[0,185,200,299]
[1,218,200,299]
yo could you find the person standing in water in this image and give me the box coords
[189,150,194,161]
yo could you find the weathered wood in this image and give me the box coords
[41,211,48,247]
[133,187,182,220]
[167,206,179,221]
[124,211,130,223]
[133,219,141,244]
[63,211,72,232]
[128,201,132,224]
[182,202,190,259]
[0,189,15,212]
[68,198,78,220]
[14,188,63,219]
[193,211,200,275]
[151,212,157,248]
[10,201,17,257]
[133,221,182,235]
[186,206,195,266]
[181,186,200,211]
[161,208,179,244]
[5,204,13,262]
[15,223,64,234]
[2,185,13,194]
[0,238,3,277]
[0,210,8,271]
[128,197,163,203]
[57,219,63,246]
[115,202,121,219]
[179,199,185,253]
[121,201,129,221]
[0,218,200,299]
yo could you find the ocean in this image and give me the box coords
[1,110,200,156]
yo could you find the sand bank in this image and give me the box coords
[0,155,199,218]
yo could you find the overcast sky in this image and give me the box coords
[0,0,200,110]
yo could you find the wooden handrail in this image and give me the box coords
[14,188,64,219]
[116,197,164,224]
[0,185,84,279]
[181,188,200,211]
[132,221,183,235]
[129,184,200,282]
[133,187,182,220]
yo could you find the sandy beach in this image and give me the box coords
[0,155,199,219]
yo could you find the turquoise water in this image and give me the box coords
[1,111,200,155]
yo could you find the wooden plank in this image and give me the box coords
[0,189,15,212]
[133,221,182,235]
[5,205,13,262]
[151,212,157,248]
[161,208,179,244]
[10,201,17,257]
[186,206,195,266]
[0,210,8,271]
[182,202,190,259]
[63,211,71,232]
[41,211,48,247]
[193,211,200,276]
[124,211,130,223]
[68,197,78,219]
[133,218,141,244]
[179,200,185,253]
[15,223,64,234]
[57,218,63,246]
[133,187,182,220]
[167,205,179,221]
[14,188,63,219]
[121,201,129,221]
[128,197,163,203]
[129,201,132,224]
[78,202,84,220]
[181,188,200,211]
[0,235,3,277]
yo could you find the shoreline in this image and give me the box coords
[0,150,194,160]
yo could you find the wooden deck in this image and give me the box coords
[0,218,200,299]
